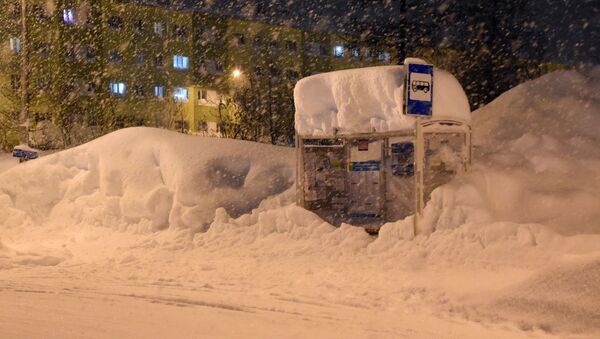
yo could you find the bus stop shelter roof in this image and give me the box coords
[294,64,471,136]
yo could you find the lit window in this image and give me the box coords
[378,52,391,62]
[63,9,75,25]
[173,55,189,70]
[9,37,20,53]
[154,22,165,36]
[333,44,344,58]
[109,82,126,96]
[154,85,164,98]
[173,87,188,101]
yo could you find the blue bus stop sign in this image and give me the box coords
[405,63,434,117]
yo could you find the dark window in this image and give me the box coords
[32,5,49,21]
[82,82,96,96]
[86,83,96,93]
[319,45,328,56]
[133,85,145,98]
[33,112,51,123]
[36,77,50,91]
[286,41,297,52]
[35,43,50,57]
[8,3,19,20]
[109,50,123,63]
[172,25,188,39]
[135,52,144,65]
[108,16,123,29]
[65,47,75,61]
[286,70,299,82]
[134,20,144,32]
[199,89,208,100]
[10,74,20,91]
[233,34,245,45]
[175,120,189,132]
[255,3,266,16]
[155,53,163,67]
[85,47,96,60]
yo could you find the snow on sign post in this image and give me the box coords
[404,61,434,234]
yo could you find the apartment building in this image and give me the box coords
[0,0,396,145]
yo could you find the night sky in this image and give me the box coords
[160,0,598,66]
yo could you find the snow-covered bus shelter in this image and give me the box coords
[294,62,472,232]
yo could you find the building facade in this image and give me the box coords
[0,0,396,147]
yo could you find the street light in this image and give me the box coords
[11,0,38,162]
[232,68,242,79]
[19,0,30,147]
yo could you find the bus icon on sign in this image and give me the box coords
[405,62,433,116]
[411,80,430,93]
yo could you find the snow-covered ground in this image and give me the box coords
[1,68,599,338]
[0,152,18,174]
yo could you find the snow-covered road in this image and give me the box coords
[0,263,553,339]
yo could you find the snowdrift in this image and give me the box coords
[378,66,600,238]
[0,128,294,232]
[0,68,598,242]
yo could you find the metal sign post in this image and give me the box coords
[414,118,424,235]
[403,60,434,236]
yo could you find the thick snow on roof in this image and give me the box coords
[294,64,471,136]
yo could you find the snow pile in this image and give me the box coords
[294,64,471,136]
[0,152,18,174]
[486,254,600,333]
[0,128,294,233]
[378,67,600,239]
